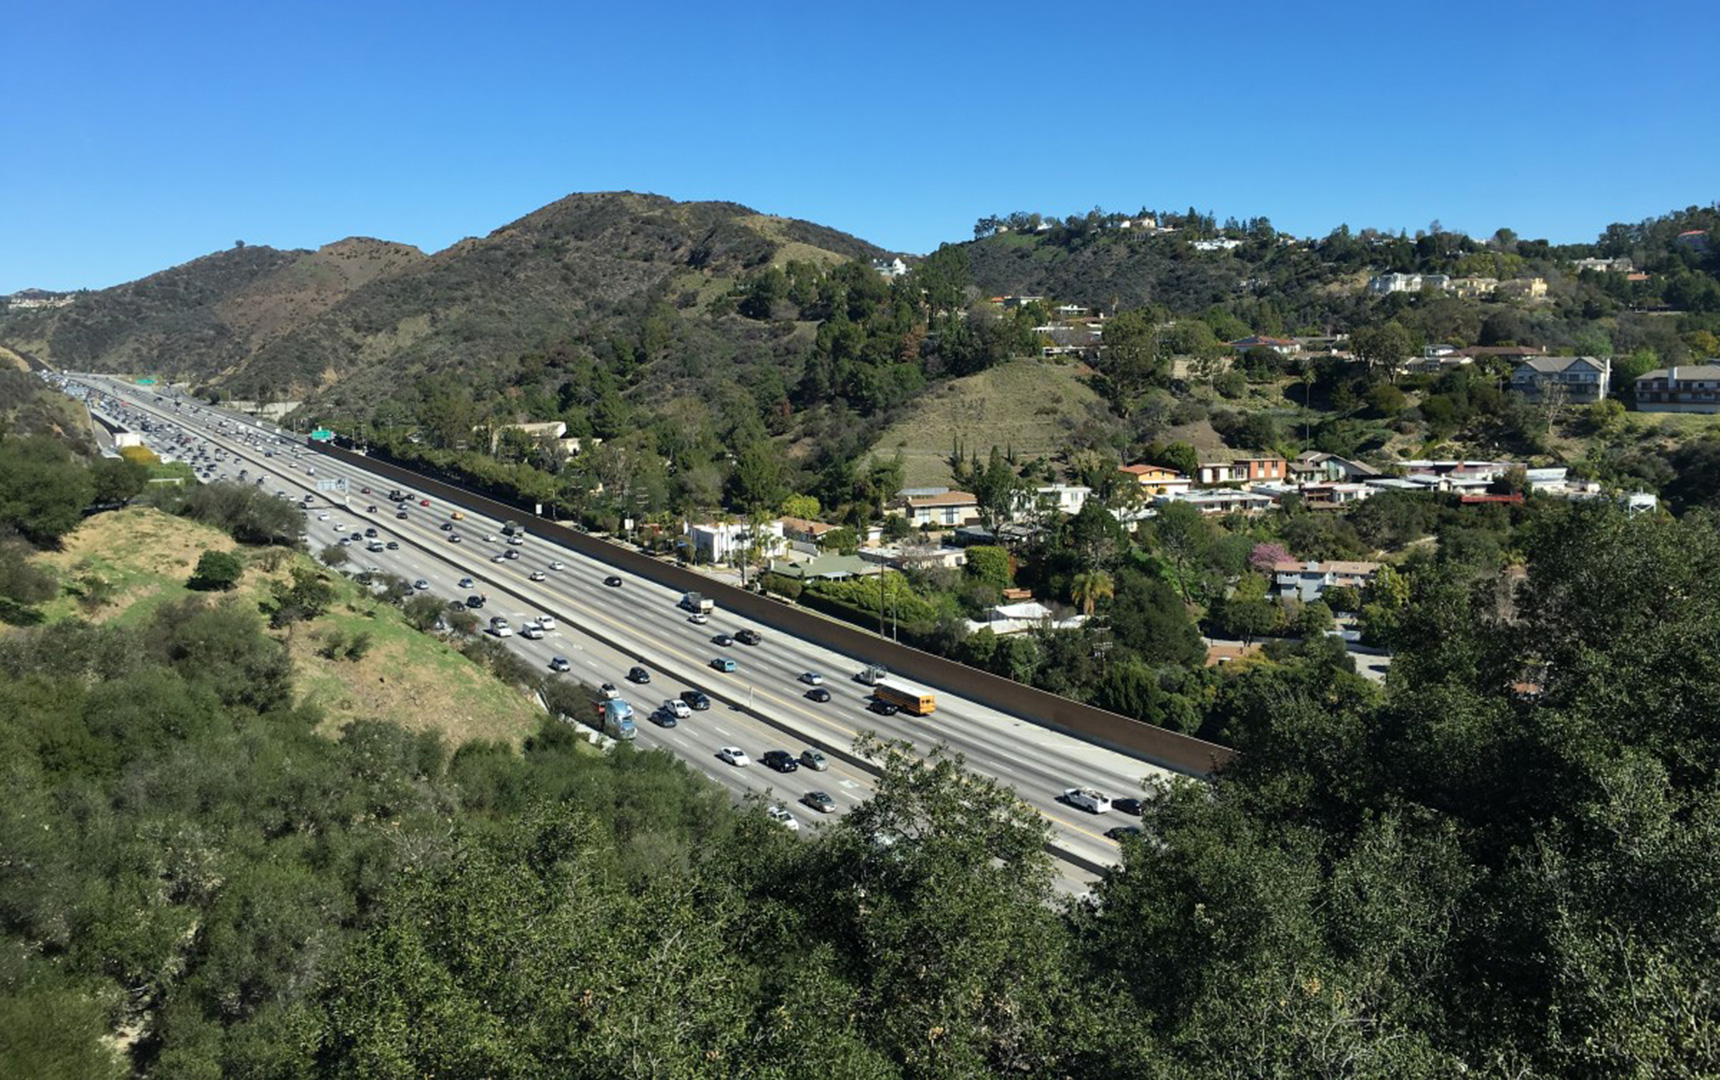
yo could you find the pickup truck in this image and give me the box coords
[1062,787,1111,814]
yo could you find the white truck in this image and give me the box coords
[1063,787,1111,814]
[680,591,714,615]
[857,663,889,687]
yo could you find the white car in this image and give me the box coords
[482,534,497,542]
[412,579,430,590]
[548,561,565,571]
[799,671,824,686]
[663,698,691,719]
[535,615,556,630]
[489,623,513,637]
[529,570,546,582]
[689,612,710,625]
[549,656,572,672]
[507,535,524,546]
[519,625,545,640]
[766,805,799,831]
[317,512,330,521]
[491,553,506,563]
[717,746,750,767]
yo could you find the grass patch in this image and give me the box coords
[26,506,544,747]
[872,357,1102,488]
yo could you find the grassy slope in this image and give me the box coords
[32,507,543,745]
[872,358,1103,488]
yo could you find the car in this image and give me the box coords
[349,532,364,542]
[492,554,507,563]
[396,510,409,520]
[364,527,378,537]
[663,698,691,719]
[651,707,678,728]
[482,534,497,543]
[366,504,378,513]
[450,511,464,521]
[412,579,430,590]
[458,577,475,589]
[519,624,544,640]
[303,494,315,503]
[547,561,565,571]
[717,746,750,767]
[316,511,330,521]
[529,570,546,581]
[488,622,513,638]
[801,791,836,814]
[628,666,650,684]
[1112,797,1146,816]
[507,535,524,546]
[867,699,900,716]
[711,657,737,673]
[799,749,828,771]
[440,522,454,532]
[549,656,572,673]
[599,682,619,700]
[448,534,463,543]
[603,575,622,587]
[799,671,823,686]
[688,612,710,625]
[761,750,799,773]
[419,498,430,506]
[1105,826,1144,842]
[806,687,831,703]
[361,486,372,495]
[503,549,520,560]
[1062,787,1111,814]
[465,595,485,609]
[385,541,399,550]
[338,537,352,546]
[735,629,762,646]
[535,615,556,630]
[713,633,734,647]
[680,690,710,711]
[765,805,799,831]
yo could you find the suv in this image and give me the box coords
[735,629,762,646]
[628,666,650,684]
[680,690,711,711]
[465,595,485,609]
[761,750,799,773]
[798,749,828,771]
[1062,787,1111,814]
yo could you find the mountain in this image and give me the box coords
[0,193,885,409]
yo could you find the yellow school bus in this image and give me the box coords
[874,681,937,716]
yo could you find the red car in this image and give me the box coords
[419,498,431,507]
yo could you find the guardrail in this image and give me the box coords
[308,441,1238,777]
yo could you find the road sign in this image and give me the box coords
[309,428,334,442]
[315,477,348,493]
[136,377,156,386]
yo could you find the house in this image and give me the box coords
[1368,272,1450,295]
[1457,345,1547,362]
[1675,230,1711,254]
[1158,490,1277,515]
[1634,363,1720,413]
[1013,484,1090,519]
[687,520,785,564]
[1574,257,1632,273]
[1196,456,1287,486]
[1495,277,1549,300]
[1403,353,1473,375]
[1273,559,1381,602]
[1228,335,1299,356]
[1291,450,1382,486]
[1299,482,1374,509]
[1449,276,1499,298]
[1118,464,1192,496]
[779,516,842,552]
[1192,238,1243,252]
[1424,343,1459,358]
[486,420,566,453]
[890,490,980,528]
[963,599,1088,637]
[1511,356,1612,403]
[871,257,909,278]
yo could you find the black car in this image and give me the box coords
[364,527,378,537]
[603,575,623,587]
[628,666,651,684]
[465,595,485,609]
[712,633,734,647]
[761,750,799,773]
[440,522,455,531]
[1112,797,1146,816]
[385,541,399,550]
[806,686,832,703]
[680,690,711,711]
[396,510,409,520]
[1105,826,1144,842]
[867,699,901,716]
[651,708,678,729]
[735,629,762,646]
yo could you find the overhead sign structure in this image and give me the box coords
[309,428,334,442]
[136,377,156,386]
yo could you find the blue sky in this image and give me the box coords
[4,0,1714,292]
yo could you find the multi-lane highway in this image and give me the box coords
[65,373,1187,886]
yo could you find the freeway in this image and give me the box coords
[66,374,1184,883]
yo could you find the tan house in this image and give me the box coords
[1197,456,1287,485]
[891,491,980,528]
[1118,464,1192,496]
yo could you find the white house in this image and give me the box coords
[1273,559,1381,602]
[1013,484,1090,519]
[872,257,909,278]
[687,520,784,564]
[1510,356,1612,404]
[1368,272,1451,295]
[1193,238,1243,252]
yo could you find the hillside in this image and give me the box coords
[0,193,885,411]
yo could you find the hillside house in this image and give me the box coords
[1228,335,1299,356]
[1511,356,1612,403]
[1369,272,1450,295]
[1159,490,1277,515]
[890,491,980,528]
[1196,456,1287,485]
[779,516,842,553]
[1118,464,1192,496]
[872,257,909,278]
[1289,452,1381,483]
[1634,363,1720,413]
[687,520,785,564]
[1273,559,1381,602]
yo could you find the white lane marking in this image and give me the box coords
[713,726,731,737]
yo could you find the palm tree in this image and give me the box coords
[1072,569,1114,617]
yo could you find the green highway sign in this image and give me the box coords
[309,428,334,442]
[136,377,156,385]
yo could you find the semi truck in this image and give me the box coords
[680,591,714,614]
